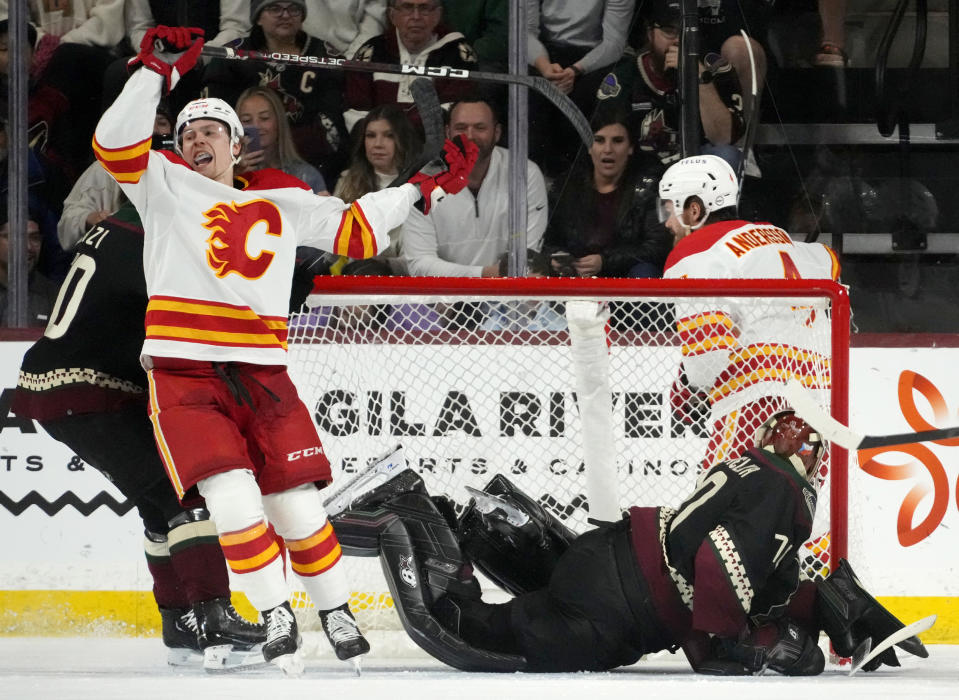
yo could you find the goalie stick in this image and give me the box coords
[388,77,445,187]
[322,444,409,517]
[848,614,936,676]
[782,379,959,450]
[199,45,593,148]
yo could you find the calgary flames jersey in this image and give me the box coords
[93,69,418,367]
[663,220,841,415]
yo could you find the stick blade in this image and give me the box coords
[782,379,864,450]
[848,614,937,675]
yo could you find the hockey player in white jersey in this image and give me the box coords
[93,26,477,675]
[658,155,842,470]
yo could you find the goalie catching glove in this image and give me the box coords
[817,558,928,671]
[128,26,205,94]
[408,135,478,215]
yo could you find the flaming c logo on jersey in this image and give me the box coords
[203,199,282,279]
[857,370,959,546]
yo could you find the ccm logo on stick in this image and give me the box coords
[288,446,325,461]
[400,65,470,78]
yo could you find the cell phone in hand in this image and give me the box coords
[244,125,261,153]
[550,251,576,277]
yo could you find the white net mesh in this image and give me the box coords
[284,279,847,632]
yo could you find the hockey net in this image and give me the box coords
[284,276,850,632]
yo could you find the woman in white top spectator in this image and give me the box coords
[236,85,329,195]
[333,104,421,275]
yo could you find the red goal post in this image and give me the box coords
[285,276,850,628]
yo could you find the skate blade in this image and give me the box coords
[271,650,305,677]
[166,647,202,666]
[203,644,269,673]
[350,656,362,676]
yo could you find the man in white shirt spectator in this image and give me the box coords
[403,96,547,279]
[302,0,386,59]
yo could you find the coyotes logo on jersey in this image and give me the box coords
[203,199,282,280]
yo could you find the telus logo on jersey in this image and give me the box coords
[203,199,282,279]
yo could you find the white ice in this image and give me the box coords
[1,635,956,700]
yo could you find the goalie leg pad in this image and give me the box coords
[457,474,575,596]
[372,498,526,672]
[816,558,927,662]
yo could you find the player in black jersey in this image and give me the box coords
[12,202,266,670]
[326,412,928,674]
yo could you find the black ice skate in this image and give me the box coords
[319,602,370,673]
[262,601,303,676]
[193,597,268,672]
[159,606,201,666]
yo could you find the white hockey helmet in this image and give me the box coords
[174,97,244,153]
[657,154,739,227]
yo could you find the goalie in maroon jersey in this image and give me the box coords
[329,412,927,675]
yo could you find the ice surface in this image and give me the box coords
[1,636,956,700]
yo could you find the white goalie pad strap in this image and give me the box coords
[565,300,619,522]
[565,299,610,334]
[262,484,330,540]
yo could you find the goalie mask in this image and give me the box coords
[757,411,824,482]
[657,154,739,229]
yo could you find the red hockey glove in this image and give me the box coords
[128,26,205,94]
[408,135,479,215]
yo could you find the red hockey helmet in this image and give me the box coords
[757,411,824,481]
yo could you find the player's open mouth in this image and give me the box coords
[194,152,213,166]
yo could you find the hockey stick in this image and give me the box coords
[200,45,593,148]
[388,77,445,187]
[848,614,936,676]
[737,28,759,185]
[322,444,409,517]
[783,379,959,450]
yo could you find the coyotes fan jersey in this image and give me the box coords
[92,69,417,367]
[662,220,841,416]
[14,203,148,422]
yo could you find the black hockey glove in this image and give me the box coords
[727,620,825,676]
[816,558,927,671]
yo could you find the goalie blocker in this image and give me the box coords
[329,453,929,675]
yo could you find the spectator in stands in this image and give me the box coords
[103,1,251,112]
[0,22,69,279]
[236,85,329,195]
[0,5,124,198]
[442,0,507,72]
[526,0,635,175]
[815,0,848,67]
[124,0,250,50]
[0,206,59,327]
[597,1,744,170]
[302,0,387,59]
[333,105,422,275]
[344,0,477,133]
[403,95,547,278]
[543,106,671,279]
[202,0,350,186]
[57,104,174,250]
